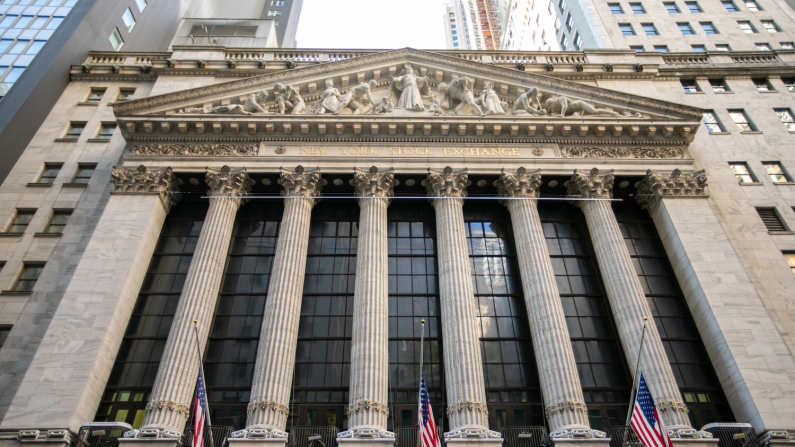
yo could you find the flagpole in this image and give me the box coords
[625,317,649,426]
[419,319,426,447]
[194,320,214,447]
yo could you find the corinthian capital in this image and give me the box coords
[426,166,468,198]
[497,167,542,199]
[636,169,708,212]
[354,166,394,199]
[110,165,181,212]
[566,168,614,199]
[279,165,322,200]
[206,166,251,198]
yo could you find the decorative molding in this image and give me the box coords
[246,400,289,415]
[131,143,258,156]
[497,167,542,199]
[110,165,180,211]
[566,168,615,199]
[206,166,251,198]
[230,428,289,439]
[446,400,489,415]
[353,166,394,199]
[279,165,323,200]
[545,401,589,416]
[144,399,190,417]
[337,429,395,439]
[636,168,708,212]
[561,146,685,159]
[346,399,390,415]
[426,166,468,198]
[549,429,607,439]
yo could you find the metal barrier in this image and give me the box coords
[603,426,641,447]
[394,426,444,447]
[183,426,233,447]
[500,426,549,447]
[702,423,758,447]
[288,426,339,447]
[76,423,133,447]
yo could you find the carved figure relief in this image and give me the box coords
[544,96,620,117]
[335,79,378,115]
[388,67,432,112]
[273,82,306,114]
[180,91,269,115]
[479,81,507,116]
[373,97,394,114]
[438,77,484,116]
[428,98,447,116]
[512,87,546,116]
[312,80,343,114]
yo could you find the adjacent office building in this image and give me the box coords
[443,0,508,50]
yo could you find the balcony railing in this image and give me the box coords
[603,426,642,447]
[500,426,549,447]
[394,426,445,447]
[288,426,339,447]
[701,423,758,447]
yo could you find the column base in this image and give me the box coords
[338,437,396,447]
[228,438,289,447]
[671,438,719,447]
[445,438,503,447]
[552,438,611,447]
[119,438,181,447]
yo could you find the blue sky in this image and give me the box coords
[295,0,449,49]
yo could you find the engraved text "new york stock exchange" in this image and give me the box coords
[298,147,523,156]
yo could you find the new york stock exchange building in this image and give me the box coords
[1,39,795,447]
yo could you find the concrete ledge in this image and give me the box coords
[118,438,181,447]
[337,437,396,447]
[671,438,719,447]
[551,438,611,447]
[445,438,504,447]
[227,438,288,447]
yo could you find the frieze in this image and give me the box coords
[131,144,258,156]
[561,146,685,159]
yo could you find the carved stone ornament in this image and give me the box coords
[636,169,708,212]
[566,168,615,199]
[561,147,685,159]
[426,166,468,198]
[496,167,542,199]
[278,165,322,200]
[205,166,251,198]
[353,166,394,198]
[132,144,258,156]
[110,165,180,211]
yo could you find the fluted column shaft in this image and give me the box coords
[506,198,591,431]
[426,167,489,432]
[246,166,322,434]
[570,169,690,429]
[143,167,250,432]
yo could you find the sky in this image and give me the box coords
[295,0,449,50]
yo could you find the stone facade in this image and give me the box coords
[0,46,794,447]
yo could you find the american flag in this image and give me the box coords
[630,373,674,447]
[419,372,441,447]
[193,366,209,447]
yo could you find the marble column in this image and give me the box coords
[497,168,605,444]
[230,166,322,446]
[425,167,501,447]
[566,168,691,431]
[338,167,395,447]
[134,166,251,440]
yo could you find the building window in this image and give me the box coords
[574,34,583,49]
[5,209,35,234]
[271,0,285,4]
[45,16,65,30]
[619,23,635,35]
[654,45,669,52]
[630,2,646,13]
[681,79,700,92]
[117,88,136,101]
[609,3,624,13]
[781,42,795,50]
[561,34,569,48]
[700,22,718,34]
[8,40,29,54]
[13,263,44,292]
[729,110,757,132]
[745,0,761,9]
[783,78,795,92]
[72,163,97,184]
[122,8,136,32]
[783,253,795,275]
[566,13,574,30]
[96,123,117,140]
[691,44,707,52]
[109,28,124,51]
[267,10,282,16]
[134,0,147,13]
[555,16,561,30]
[761,20,779,33]
[752,78,773,92]
[44,210,72,234]
[738,21,757,33]
[756,43,772,51]
[0,326,9,351]
[13,15,33,29]
[709,79,729,92]
[642,23,658,35]
[37,163,62,184]
[559,0,568,10]
[729,163,757,183]
[664,2,681,13]
[685,1,702,11]
[756,208,789,232]
[774,109,795,132]
[678,23,694,34]
[763,162,792,183]
[65,122,85,139]
[25,40,46,55]
[702,111,725,132]
[722,1,738,11]
[87,88,106,103]
[630,45,645,51]
[715,43,731,51]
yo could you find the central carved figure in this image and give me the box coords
[388,67,431,111]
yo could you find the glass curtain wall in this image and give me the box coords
[95,199,208,428]
[288,200,359,430]
[464,202,543,430]
[203,201,284,429]
[614,202,734,427]
[387,200,445,431]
